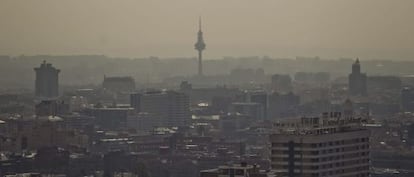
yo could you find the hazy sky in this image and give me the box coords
[1,0,414,59]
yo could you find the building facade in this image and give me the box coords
[270,113,370,177]
[200,163,268,177]
[34,61,60,98]
[134,90,191,127]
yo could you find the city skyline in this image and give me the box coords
[1,1,414,176]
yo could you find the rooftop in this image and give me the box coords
[272,112,368,135]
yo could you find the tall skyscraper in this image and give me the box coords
[34,60,60,98]
[348,58,367,96]
[194,17,206,76]
[270,112,370,177]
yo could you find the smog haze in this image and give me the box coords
[1,0,414,59]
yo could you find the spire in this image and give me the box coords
[199,16,202,32]
[352,57,361,74]
[194,17,206,76]
[195,16,205,50]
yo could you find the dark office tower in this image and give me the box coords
[348,58,367,96]
[34,60,60,98]
[194,17,206,76]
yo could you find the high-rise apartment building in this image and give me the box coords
[270,112,370,177]
[34,60,60,98]
[131,90,190,127]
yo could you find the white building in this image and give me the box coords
[270,112,370,177]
